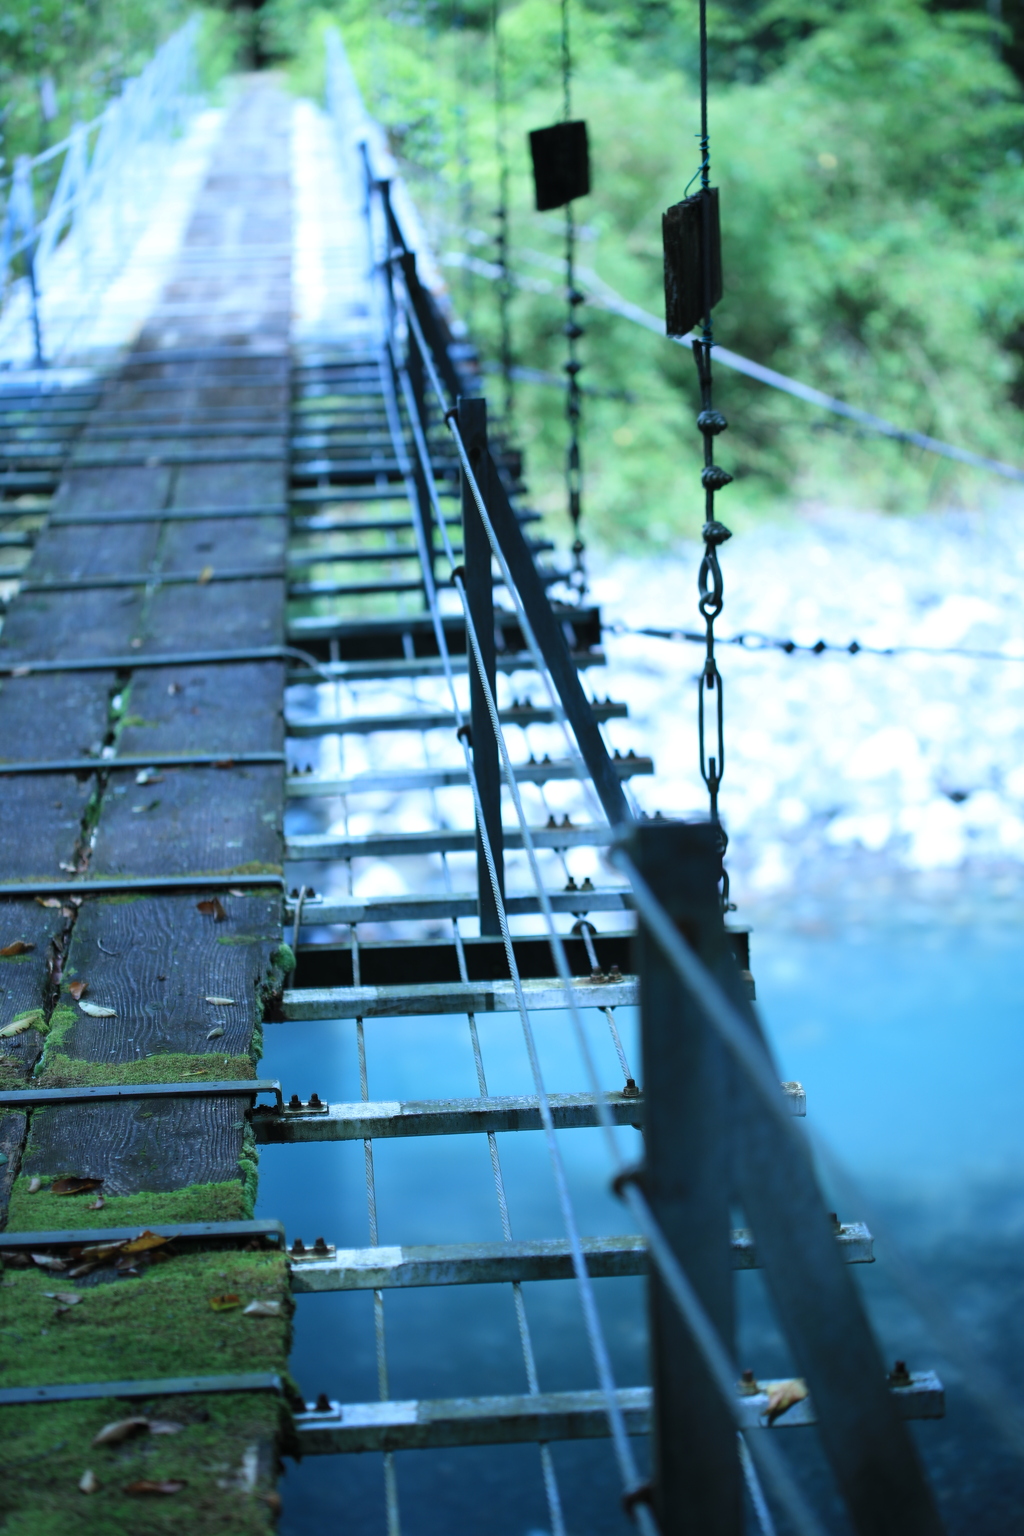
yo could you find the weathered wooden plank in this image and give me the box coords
[47,464,172,517]
[116,662,285,755]
[50,893,280,1068]
[0,671,115,760]
[90,765,282,877]
[158,514,287,574]
[19,1095,254,1195]
[0,775,94,878]
[27,520,161,580]
[0,901,67,1085]
[141,577,284,652]
[0,588,145,661]
[0,1111,26,1224]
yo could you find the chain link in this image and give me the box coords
[692,7,734,911]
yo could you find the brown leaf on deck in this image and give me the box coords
[51,1176,103,1196]
[34,897,62,908]
[209,1293,242,1311]
[122,1230,169,1254]
[125,1480,187,1495]
[763,1378,808,1426]
[68,981,88,1000]
[0,940,34,957]
[196,897,227,922]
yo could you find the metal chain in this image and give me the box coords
[693,0,734,913]
[561,0,587,600]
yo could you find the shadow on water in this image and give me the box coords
[260,914,1024,1533]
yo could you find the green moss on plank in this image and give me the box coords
[0,1249,290,1533]
[33,1051,256,1090]
[0,1249,290,1387]
[0,1394,282,1535]
[269,943,294,974]
[6,1178,253,1232]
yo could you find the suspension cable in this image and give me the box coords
[492,0,515,423]
[560,0,587,600]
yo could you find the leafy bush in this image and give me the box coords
[269,0,1024,546]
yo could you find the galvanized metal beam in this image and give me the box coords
[285,755,652,797]
[286,890,633,925]
[293,1375,944,1455]
[253,1091,646,1144]
[285,823,614,861]
[283,974,640,1018]
[289,1224,873,1292]
[286,699,628,737]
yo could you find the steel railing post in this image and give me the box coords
[630,818,742,1534]
[459,396,504,933]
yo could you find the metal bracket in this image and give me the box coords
[0,1218,286,1253]
[0,1079,285,1113]
[0,874,284,898]
[0,752,285,777]
[0,1372,284,1407]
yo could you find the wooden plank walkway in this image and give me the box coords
[0,79,293,1529]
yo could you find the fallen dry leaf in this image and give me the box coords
[228,888,246,897]
[10,666,31,677]
[44,1291,82,1305]
[32,1254,67,1270]
[213,758,234,769]
[85,1196,105,1211]
[51,1176,103,1196]
[125,1480,187,1496]
[77,1001,115,1017]
[0,940,34,957]
[68,981,88,1001]
[134,768,163,785]
[28,1177,42,1194]
[34,897,62,908]
[205,996,235,1005]
[764,1378,809,1426]
[206,1028,224,1040]
[196,897,227,922]
[0,1010,41,1037]
[243,1299,282,1318]
[147,1420,185,1436]
[78,1469,99,1494]
[93,1416,149,1446]
[197,565,214,585]
[122,1230,169,1255]
[209,1293,242,1312]
[79,1239,126,1257]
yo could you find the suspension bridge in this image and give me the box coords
[0,19,958,1536]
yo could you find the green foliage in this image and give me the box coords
[0,4,239,174]
[268,0,1024,541]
